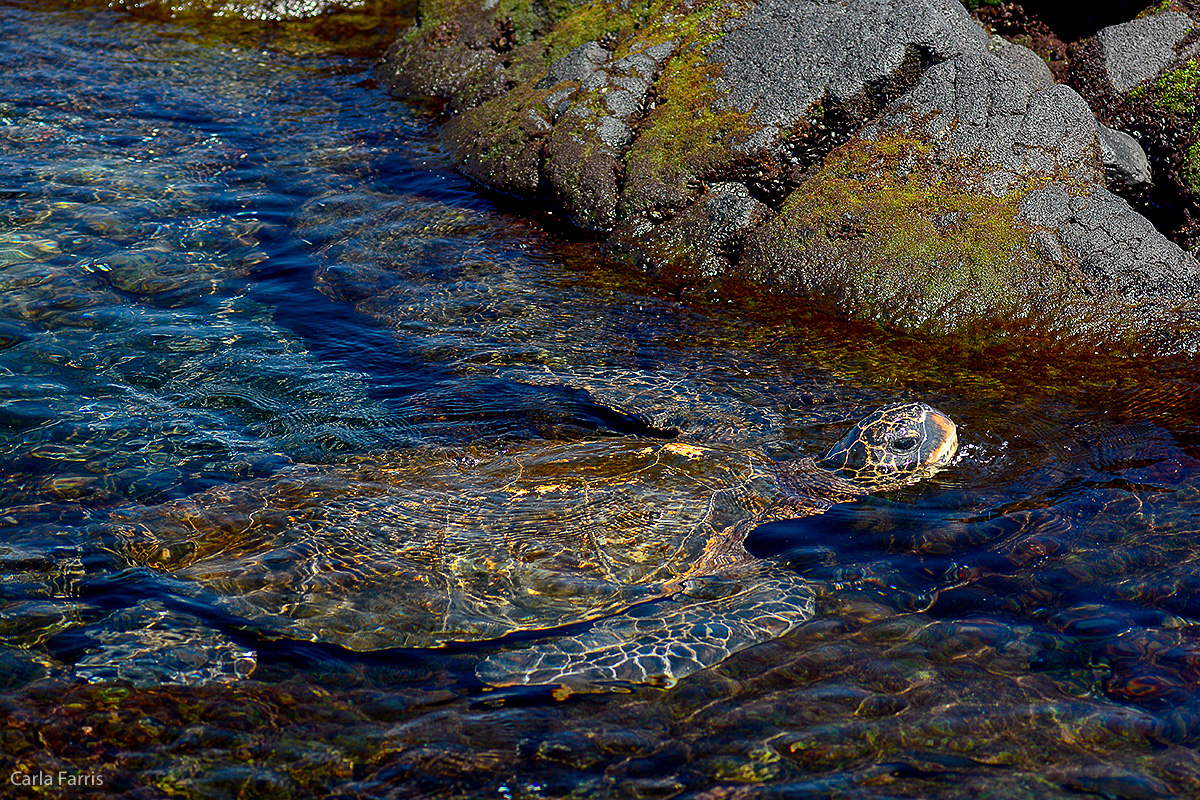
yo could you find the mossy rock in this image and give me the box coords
[1066,15,1200,246]
[408,0,756,219]
[738,133,1178,350]
[1133,58,1200,115]
[441,84,554,195]
[390,0,1200,355]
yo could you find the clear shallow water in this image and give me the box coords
[5,2,1200,798]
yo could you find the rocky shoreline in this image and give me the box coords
[63,0,1200,355]
[378,0,1200,355]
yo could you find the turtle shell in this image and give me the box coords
[109,438,822,651]
[498,365,787,444]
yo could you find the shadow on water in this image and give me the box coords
[257,247,685,442]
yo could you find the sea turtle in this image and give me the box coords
[108,401,957,692]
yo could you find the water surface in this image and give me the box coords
[4,2,1200,798]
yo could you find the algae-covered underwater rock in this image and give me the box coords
[60,0,408,54]
[382,0,1200,355]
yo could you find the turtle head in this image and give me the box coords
[820,402,957,487]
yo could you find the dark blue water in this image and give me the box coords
[5,2,1200,798]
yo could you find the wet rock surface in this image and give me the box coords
[10,588,1200,799]
[382,0,1200,354]
[1097,122,1154,189]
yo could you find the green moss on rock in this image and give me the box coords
[621,39,757,217]
[1133,58,1200,115]
[1126,58,1200,204]
[544,103,622,231]
[434,0,757,221]
[1138,0,1182,19]
[737,133,1143,347]
[538,0,646,60]
[1184,140,1200,196]
[442,85,554,195]
[399,0,1200,354]
[613,0,757,217]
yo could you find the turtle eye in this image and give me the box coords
[891,436,918,452]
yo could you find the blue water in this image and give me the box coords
[5,2,1200,798]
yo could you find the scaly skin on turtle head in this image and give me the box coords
[819,402,958,488]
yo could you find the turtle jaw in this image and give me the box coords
[923,409,958,469]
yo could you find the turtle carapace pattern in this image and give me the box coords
[110,401,957,694]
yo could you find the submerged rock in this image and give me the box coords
[73,601,256,687]
[382,0,1200,354]
[73,0,407,54]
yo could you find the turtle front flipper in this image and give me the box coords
[475,567,814,695]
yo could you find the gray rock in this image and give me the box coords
[552,99,573,122]
[1019,183,1200,301]
[405,0,1200,351]
[1028,228,1066,264]
[1060,188,1200,301]
[610,74,649,96]
[1064,11,1200,227]
[712,0,987,128]
[581,71,609,92]
[983,170,1019,196]
[735,125,782,155]
[538,41,610,89]
[596,115,633,149]
[1017,182,1073,230]
[609,41,675,81]
[871,53,1100,181]
[987,33,1054,90]
[643,41,677,63]
[1095,12,1199,93]
[603,88,641,118]
[544,86,577,115]
[733,0,1200,346]
[610,52,658,80]
[714,0,1200,345]
[1096,123,1152,189]
[605,183,770,286]
[705,182,768,233]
